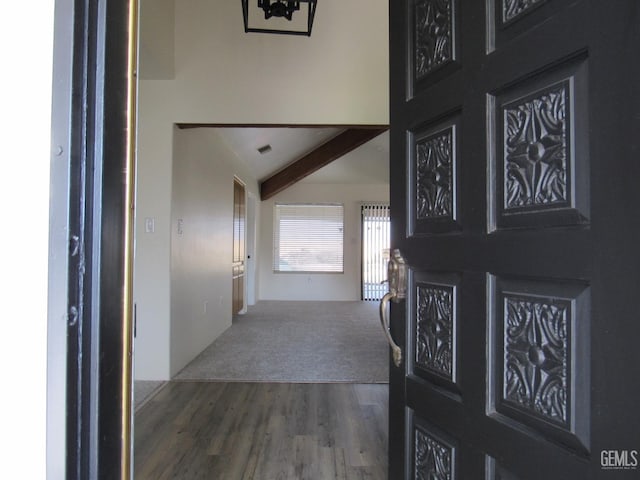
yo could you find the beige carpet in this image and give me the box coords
[173,301,389,383]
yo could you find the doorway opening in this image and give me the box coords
[56,0,391,475]
[232,177,246,316]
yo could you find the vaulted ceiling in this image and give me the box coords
[138,0,389,193]
[174,125,389,192]
[213,126,390,193]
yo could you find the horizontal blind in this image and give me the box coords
[274,204,344,272]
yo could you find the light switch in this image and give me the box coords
[144,217,155,233]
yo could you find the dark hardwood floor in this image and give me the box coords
[134,382,388,480]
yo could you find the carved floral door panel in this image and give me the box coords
[388,1,640,479]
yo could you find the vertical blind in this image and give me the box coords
[273,204,344,272]
[361,204,390,301]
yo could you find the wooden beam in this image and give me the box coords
[260,127,387,201]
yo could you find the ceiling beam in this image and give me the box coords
[260,127,387,201]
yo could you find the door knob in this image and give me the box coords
[379,249,407,368]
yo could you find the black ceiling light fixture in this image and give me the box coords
[242,0,317,36]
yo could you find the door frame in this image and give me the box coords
[47,0,74,474]
[49,0,640,478]
[47,0,138,477]
[232,176,247,315]
[246,191,258,306]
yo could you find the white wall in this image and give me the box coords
[169,127,259,376]
[133,112,174,379]
[134,0,389,380]
[259,183,389,301]
[139,0,175,80]
[1,2,53,477]
[171,0,389,124]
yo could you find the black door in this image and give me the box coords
[388,1,640,478]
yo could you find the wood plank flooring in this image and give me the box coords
[134,382,388,480]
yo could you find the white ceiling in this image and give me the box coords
[214,127,389,185]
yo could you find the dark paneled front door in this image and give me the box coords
[388,1,640,478]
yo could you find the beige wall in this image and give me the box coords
[259,183,389,301]
[134,0,389,380]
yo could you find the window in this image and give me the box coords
[273,203,344,273]
[361,204,390,301]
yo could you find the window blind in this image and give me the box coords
[273,204,344,273]
[361,204,390,301]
